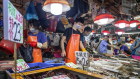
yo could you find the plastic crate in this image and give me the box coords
[44,60,65,66]
[132,55,140,61]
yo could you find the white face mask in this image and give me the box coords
[30,27,37,33]
[75,24,81,29]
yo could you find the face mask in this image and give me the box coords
[30,27,36,33]
[127,38,131,41]
[113,40,117,44]
[75,24,81,29]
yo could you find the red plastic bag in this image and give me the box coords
[0,39,21,54]
[65,34,80,64]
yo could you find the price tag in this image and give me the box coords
[75,51,89,66]
[3,0,23,43]
[66,62,78,68]
[13,59,29,72]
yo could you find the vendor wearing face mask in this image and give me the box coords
[28,19,48,63]
[61,18,86,63]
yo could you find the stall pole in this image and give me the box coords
[14,43,17,79]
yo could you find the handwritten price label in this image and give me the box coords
[13,59,29,72]
[4,0,23,43]
[75,51,89,66]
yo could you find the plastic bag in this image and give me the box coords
[19,45,33,63]
[24,1,38,20]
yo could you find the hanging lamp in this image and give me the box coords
[94,13,115,25]
[94,0,115,25]
[115,29,125,35]
[115,20,129,28]
[138,25,140,29]
[102,30,110,35]
[42,0,70,15]
[129,20,139,28]
[92,30,95,33]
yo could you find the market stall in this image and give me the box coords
[0,0,140,79]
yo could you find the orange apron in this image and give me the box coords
[32,48,42,63]
[27,36,42,63]
[65,34,80,64]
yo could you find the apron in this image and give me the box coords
[65,34,80,64]
[27,36,42,63]
[32,48,42,63]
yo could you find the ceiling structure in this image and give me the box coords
[0,0,139,18]
[0,0,140,33]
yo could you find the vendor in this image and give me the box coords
[28,19,48,63]
[61,18,85,56]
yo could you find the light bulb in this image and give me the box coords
[50,3,62,15]
[119,23,126,28]
[99,18,108,25]
[118,32,123,35]
[104,33,108,35]
[130,23,137,28]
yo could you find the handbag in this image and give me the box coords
[19,45,33,63]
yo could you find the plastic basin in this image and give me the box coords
[132,55,140,60]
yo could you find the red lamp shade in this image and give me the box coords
[115,20,129,28]
[115,29,125,35]
[92,30,95,33]
[102,30,110,35]
[129,20,139,28]
[138,25,140,29]
[94,13,115,25]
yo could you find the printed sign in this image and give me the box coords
[75,51,89,66]
[13,59,29,72]
[3,0,23,43]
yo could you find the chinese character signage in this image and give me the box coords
[75,51,89,66]
[12,59,29,72]
[3,0,23,43]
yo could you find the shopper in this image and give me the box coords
[131,34,140,56]
[125,38,132,49]
[130,36,136,55]
[91,37,100,51]
[81,27,92,46]
[119,41,131,56]
[61,18,86,63]
[98,36,113,54]
[28,19,48,63]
